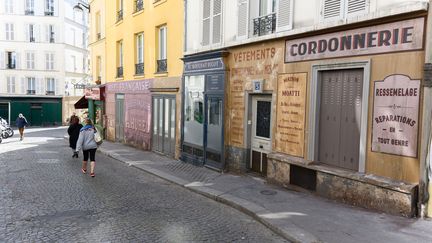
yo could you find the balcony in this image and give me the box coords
[117,66,123,78]
[135,0,144,12]
[97,33,101,40]
[253,13,276,36]
[156,59,167,73]
[45,11,54,16]
[30,36,35,42]
[7,63,16,69]
[117,10,123,22]
[25,10,34,15]
[135,63,144,75]
[46,91,55,95]
[27,90,36,95]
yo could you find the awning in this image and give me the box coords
[74,96,88,109]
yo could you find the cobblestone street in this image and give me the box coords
[0,128,287,242]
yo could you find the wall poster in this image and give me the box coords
[372,74,421,157]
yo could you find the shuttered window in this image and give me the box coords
[237,0,248,39]
[202,0,222,46]
[322,0,368,21]
[276,0,293,32]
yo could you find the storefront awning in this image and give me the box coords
[74,96,88,109]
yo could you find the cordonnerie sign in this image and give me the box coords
[284,18,424,62]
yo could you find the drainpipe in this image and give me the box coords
[420,0,432,218]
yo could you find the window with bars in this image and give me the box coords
[27,77,36,94]
[136,33,144,75]
[157,26,167,73]
[5,23,14,40]
[45,0,54,16]
[322,0,368,21]
[117,40,123,77]
[46,78,55,95]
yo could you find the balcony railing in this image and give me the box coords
[45,11,54,16]
[25,10,34,15]
[7,63,16,69]
[156,59,167,73]
[30,36,35,42]
[50,37,55,43]
[117,10,123,22]
[135,0,144,12]
[27,90,36,95]
[117,66,123,78]
[135,63,144,75]
[97,33,101,40]
[46,91,55,95]
[253,13,276,36]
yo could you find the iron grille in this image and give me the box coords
[30,37,35,42]
[117,66,123,78]
[253,13,276,36]
[156,59,167,73]
[135,63,144,75]
[45,11,54,16]
[27,90,36,95]
[135,0,144,12]
[46,91,55,95]
[117,10,123,22]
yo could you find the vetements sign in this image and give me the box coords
[285,18,424,63]
[275,73,307,157]
[372,75,420,157]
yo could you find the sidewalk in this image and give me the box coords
[99,141,432,243]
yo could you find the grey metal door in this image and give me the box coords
[152,96,176,157]
[115,94,125,142]
[204,95,223,169]
[318,69,363,170]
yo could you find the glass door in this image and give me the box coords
[204,94,224,169]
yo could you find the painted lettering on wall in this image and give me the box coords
[372,74,420,157]
[285,18,424,62]
[234,48,276,63]
[275,73,307,157]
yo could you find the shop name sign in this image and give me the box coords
[85,87,101,100]
[372,74,420,157]
[184,58,224,73]
[285,18,424,63]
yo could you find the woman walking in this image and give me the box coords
[15,113,28,141]
[67,116,83,157]
[75,118,98,177]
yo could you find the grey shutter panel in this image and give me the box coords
[25,24,29,41]
[21,77,25,94]
[202,0,211,46]
[276,0,293,32]
[237,0,248,39]
[55,78,60,95]
[0,52,5,69]
[15,52,21,69]
[323,0,343,20]
[212,0,222,44]
[347,0,367,15]
[37,78,43,95]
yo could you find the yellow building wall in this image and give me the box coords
[105,0,184,82]
[226,38,424,184]
[89,0,106,84]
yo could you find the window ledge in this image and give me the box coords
[134,74,145,78]
[115,19,123,26]
[153,0,167,7]
[133,9,144,17]
[154,72,168,77]
[115,77,124,81]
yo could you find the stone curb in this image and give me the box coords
[98,147,321,243]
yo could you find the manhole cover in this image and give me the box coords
[260,190,277,195]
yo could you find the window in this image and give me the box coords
[157,26,167,72]
[49,25,55,43]
[5,23,14,40]
[135,0,144,12]
[117,40,123,77]
[117,0,123,22]
[96,12,101,40]
[259,0,276,16]
[6,76,15,94]
[5,0,13,14]
[26,52,35,69]
[96,56,102,81]
[322,0,368,21]
[202,0,221,46]
[6,51,16,69]
[135,32,144,75]
[25,0,34,15]
[46,78,55,95]
[27,77,36,94]
[45,53,54,70]
[45,0,54,16]
[28,24,35,42]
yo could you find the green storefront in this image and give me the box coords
[0,96,62,126]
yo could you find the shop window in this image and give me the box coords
[184,75,205,147]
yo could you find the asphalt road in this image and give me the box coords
[0,127,288,242]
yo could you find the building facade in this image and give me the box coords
[100,0,183,157]
[184,0,432,216]
[0,0,89,125]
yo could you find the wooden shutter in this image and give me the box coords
[212,0,222,44]
[237,0,248,39]
[15,52,21,69]
[202,0,211,46]
[276,0,293,32]
[347,0,367,16]
[322,0,343,21]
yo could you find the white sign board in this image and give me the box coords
[372,75,420,157]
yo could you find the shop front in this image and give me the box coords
[105,79,152,150]
[181,52,227,170]
[226,14,427,216]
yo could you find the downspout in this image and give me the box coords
[421,0,432,218]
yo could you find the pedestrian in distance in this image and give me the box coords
[68,116,83,158]
[69,112,78,125]
[15,113,28,141]
[74,118,98,177]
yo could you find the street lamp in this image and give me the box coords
[73,2,90,12]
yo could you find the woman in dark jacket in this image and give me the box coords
[67,116,83,157]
